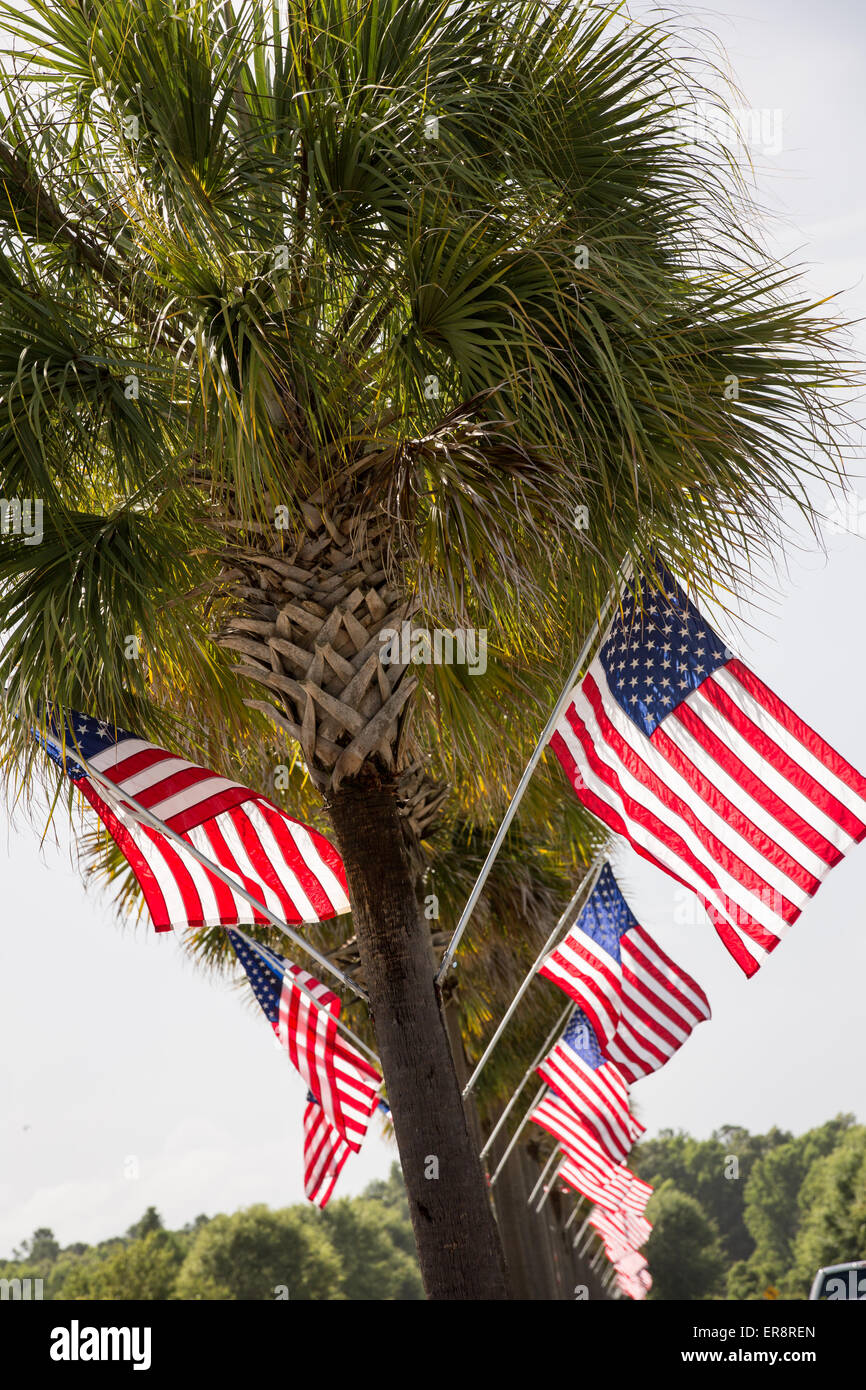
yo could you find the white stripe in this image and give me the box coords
[213,810,289,919]
[560,709,769,970]
[283,816,350,915]
[127,818,191,927]
[561,666,783,943]
[662,703,827,885]
[242,803,318,922]
[545,935,621,1042]
[148,774,248,825]
[693,676,853,853]
[717,667,866,825]
[587,666,809,916]
[626,929,710,1019]
[184,824,255,925]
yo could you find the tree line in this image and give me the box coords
[0,1165,422,1301]
[635,1115,866,1299]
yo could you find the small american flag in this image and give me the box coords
[540,863,710,1082]
[304,1092,352,1208]
[537,1009,644,1164]
[532,1093,652,1227]
[550,563,866,976]
[532,1093,625,1204]
[617,1267,652,1300]
[227,928,381,1151]
[35,710,350,930]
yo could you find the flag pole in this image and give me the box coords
[237,930,381,1067]
[535,1157,563,1212]
[479,1009,568,1159]
[564,1197,585,1231]
[435,573,625,983]
[527,1145,561,1206]
[572,1216,590,1248]
[80,758,372,1009]
[489,1081,547,1186]
[463,852,605,1098]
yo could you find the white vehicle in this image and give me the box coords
[809,1261,866,1300]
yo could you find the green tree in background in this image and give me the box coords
[787,1128,866,1297]
[175,1205,343,1301]
[58,1230,185,1301]
[644,1185,725,1301]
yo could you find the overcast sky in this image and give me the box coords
[2,0,866,1256]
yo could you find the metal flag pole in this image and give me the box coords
[590,1245,605,1272]
[79,759,378,1046]
[527,1146,561,1206]
[238,931,380,1066]
[536,1157,564,1212]
[578,1230,595,1258]
[489,1081,547,1187]
[463,852,605,1098]
[435,572,625,983]
[479,1008,569,1160]
[81,758,365,1002]
[572,1216,590,1248]
[564,1197,585,1232]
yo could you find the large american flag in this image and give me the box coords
[227,929,381,1150]
[36,710,350,930]
[540,863,710,1082]
[550,563,866,976]
[303,1092,352,1208]
[537,1009,644,1164]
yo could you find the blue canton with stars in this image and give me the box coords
[562,1008,605,1071]
[226,928,288,1026]
[598,562,730,737]
[576,864,637,965]
[35,707,138,781]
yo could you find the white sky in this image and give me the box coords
[2,0,866,1255]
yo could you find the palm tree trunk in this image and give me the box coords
[326,767,509,1300]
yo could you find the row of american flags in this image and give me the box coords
[32,556,866,1294]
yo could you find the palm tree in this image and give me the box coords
[0,0,855,1296]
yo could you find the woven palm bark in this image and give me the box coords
[214,492,423,794]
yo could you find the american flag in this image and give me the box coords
[532,1092,628,1209]
[227,928,381,1151]
[35,710,350,930]
[539,863,711,1082]
[550,562,866,976]
[617,1267,652,1300]
[589,1206,633,1261]
[303,1091,352,1208]
[537,1009,644,1164]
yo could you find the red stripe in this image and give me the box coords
[79,782,173,930]
[255,802,339,920]
[702,666,866,841]
[628,924,710,1020]
[729,660,866,805]
[565,683,784,951]
[538,947,619,1048]
[551,726,765,977]
[673,697,835,874]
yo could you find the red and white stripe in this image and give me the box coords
[277,970,381,1152]
[532,1093,626,1205]
[78,736,350,930]
[303,1100,352,1208]
[537,1045,643,1164]
[551,656,866,976]
[540,915,710,1082]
